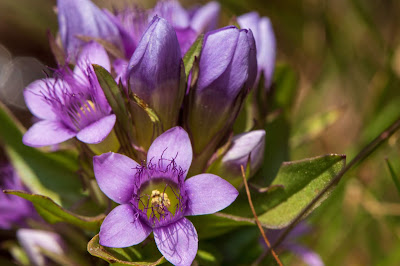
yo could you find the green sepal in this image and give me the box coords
[183,34,204,78]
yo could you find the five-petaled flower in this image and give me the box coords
[93,126,238,266]
[23,41,116,147]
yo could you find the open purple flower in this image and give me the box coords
[23,41,116,147]
[94,126,238,266]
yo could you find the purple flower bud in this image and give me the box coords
[57,0,120,59]
[215,130,265,187]
[0,164,35,229]
[93,127,238,266]
[238,12,276,88]
[186,26,257,156]
[128,17,184,148]
[23,42,116,147]
[17,229,65,266]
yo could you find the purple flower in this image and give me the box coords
[185,26,257,158]
[152,0,220,53]
[93,126,238,266]
[0,164,35,229]
[17,229,66,266]
[57,0,120,59]
[237,12,276,88]
[265,223,324,266]
[23,41,116,147]
[128,16,184,148]
[112,0,220,56]
[216,130,266,188]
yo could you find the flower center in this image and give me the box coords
[150,190,171,214]
[137,179,181,223]
[77,100,95,118]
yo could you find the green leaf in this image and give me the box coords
[226,154,346,228]
[183,34,204,78]
[0,102,81,207]
[92,64,130,131]
[4,190,105,231]
[87,234,165,265]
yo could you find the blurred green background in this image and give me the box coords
[1,0,400,265]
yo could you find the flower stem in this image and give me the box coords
[270,115,400,254]
[241,165,283,266]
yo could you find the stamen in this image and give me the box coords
[150,189,171,214]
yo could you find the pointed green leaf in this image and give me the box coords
[0,102,81,207]
[183,34,204,77]
[87,234,165,265]
[4,190,105,231]
[226,154,346,228]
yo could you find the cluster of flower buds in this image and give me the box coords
[19,0,279,265]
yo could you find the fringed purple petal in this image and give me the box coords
[185,174,238,216]
[153,218,198,266]
[147,127,192,178]
[75,41,111,81]
[190,1,220,33]
[23,120,76,147]
[76,114,116,144]
[99,204,152,248]
[24,79,58,120]
[93,152,139,204]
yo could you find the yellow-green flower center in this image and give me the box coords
[138,179,180,221]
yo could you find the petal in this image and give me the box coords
[222,130,266,174]
[93,152,139,204]
[190,1,220,33]
[197,26,239,91]
[17,229,64,266]
[24,79,59,120]
[258,17,276,87]
[128,16,181,101]
[152,0,190,28]
[289,245,324,266]
[175,27,198,54]
[57,0,120,58]
[74,41,111,81]
[154,218,198,266]
[99,204,152,248]
[147,127,192,176]
[23,120,76,147]
[185,173,238,216]
[76,114,116,144]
